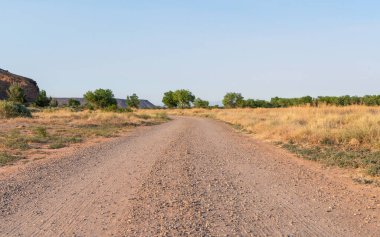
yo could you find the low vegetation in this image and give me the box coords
[0,101,32,118]
[0,108,169,166]
[34,90,52,107]
[126,93,140,109]
[159,106,380,177]
[83,88,117,109]
[222,93,380,108]
[7,83,26,104]
[0,152,21,166]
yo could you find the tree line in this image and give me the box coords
[5,83,380,111]
[4,84,142,111]
[162,90,380,108]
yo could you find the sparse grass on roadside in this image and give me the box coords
[0,153,21,166]
[0,108,169,166]
[281,143,380,176]
[148,106,380,177]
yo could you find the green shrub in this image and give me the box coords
[7,83,26,103]
[0,101,32,118]
[34,90,52,107]
[68,99,81,108]
[84,89,117,109]
[193,98,209,108]
[126,93,140,109]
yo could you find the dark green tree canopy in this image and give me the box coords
[126,93,140,109]
[84,89,117,109]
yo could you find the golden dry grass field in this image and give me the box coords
[0,108,169,166]
[144,106,380,179]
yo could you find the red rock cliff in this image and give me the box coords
[0,69,39,102]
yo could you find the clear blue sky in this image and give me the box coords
[1,0,380,105]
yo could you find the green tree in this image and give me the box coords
[6,83,26,104]
[222,92,244,108]
[193,98,209,108]
[68,99,81,108]
[300,96,313,105]
[34,90,52,107]
[84,89,117,109]
[162,91,177,108]
[173,89,195,108]
[244,99,257,108]
[126,93,140,109]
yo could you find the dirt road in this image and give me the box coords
[0,117,379,236]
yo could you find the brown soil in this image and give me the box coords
[0,117,379,236]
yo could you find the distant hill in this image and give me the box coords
[54,97,156,109]
[0,68,39,102]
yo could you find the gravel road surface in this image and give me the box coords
[0,117,379,236]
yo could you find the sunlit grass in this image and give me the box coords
[149,106,380,176]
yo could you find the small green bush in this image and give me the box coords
[0,101,32,118]
[126,93,140,109]
[68,99,81,108]
[7,83,26,104]
[34,90,52,107]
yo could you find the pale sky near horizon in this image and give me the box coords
[1,0,380,105]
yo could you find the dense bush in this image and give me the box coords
[6,83,26,104]
[0,101,32,118]
[126,93,140,109]
[84,89,117,109]
[68,99,81,108]
[34,90,52,107]
[193,98,209,108]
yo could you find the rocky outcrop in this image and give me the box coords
[0,69,39,102]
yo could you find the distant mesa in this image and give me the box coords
[0,68,39,102]
[54,98,156,109]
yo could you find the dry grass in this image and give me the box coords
[147,106,380,176]
[162,106,380,149]
[0,108,169,165]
